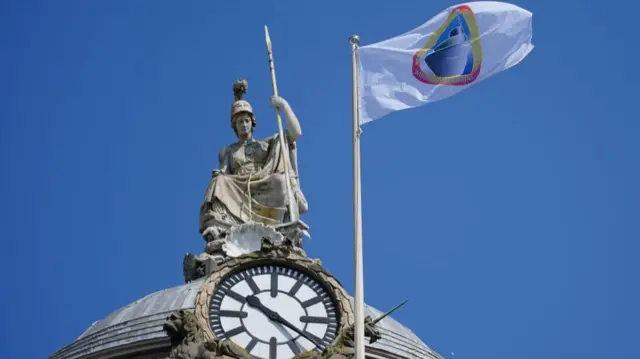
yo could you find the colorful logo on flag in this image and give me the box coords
[412,5,483,85]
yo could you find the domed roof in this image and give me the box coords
[49,279,443,359]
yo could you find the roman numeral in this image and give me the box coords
[217,310,248,318]
[225,326,245,338]
[271,273,278,297]
[300,316,330,324]
[301,296,323,308]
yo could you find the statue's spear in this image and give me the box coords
[264,25,296,222]
[372,299,409,325]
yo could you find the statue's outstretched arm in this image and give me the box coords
[270,96,301,142]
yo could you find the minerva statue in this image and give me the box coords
[198,79,308,249]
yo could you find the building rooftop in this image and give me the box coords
[50,278,443,359]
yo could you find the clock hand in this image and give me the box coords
[245,295,325,349]
[245,295,278,319]
[274,315,325,350]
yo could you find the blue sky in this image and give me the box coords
[1,1,638,358]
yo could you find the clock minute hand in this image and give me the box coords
[274,314,325,350]
[245,295,324,349]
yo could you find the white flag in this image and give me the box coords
[357,1,534,124]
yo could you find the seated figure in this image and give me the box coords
[199,80,308,243]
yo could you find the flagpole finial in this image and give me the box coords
[349,34,360,45]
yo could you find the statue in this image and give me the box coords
[198,79,308,250]
[333,315,383,348]
[162,310,252,359]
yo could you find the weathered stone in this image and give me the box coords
[183,253,220,283]
[259,236,307,258]
[333,315,382,348]
[292,351,323,359]
[161,310,252,359]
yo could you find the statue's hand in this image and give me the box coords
[212,169,222,177]
[270,95,288,110]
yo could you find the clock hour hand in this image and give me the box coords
[245,295,278,319]
[245,295,324,349]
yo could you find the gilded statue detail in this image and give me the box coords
[199,80,308,242]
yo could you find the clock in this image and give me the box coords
[208,263,340,359]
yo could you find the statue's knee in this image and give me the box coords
[272,174,287,196]
[298,199,308,214]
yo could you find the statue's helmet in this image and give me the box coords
[231,99,253,117]
[230,79,256,135]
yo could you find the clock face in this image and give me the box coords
[209,263,340,359]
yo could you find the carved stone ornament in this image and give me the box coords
[222,223,284,257]
[161,309,253,359]
[203,222,309,258]
[184,253,220,283]
[193,249,356,358]
[184,223,312,283]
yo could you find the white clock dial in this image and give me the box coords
[209,264,339,359]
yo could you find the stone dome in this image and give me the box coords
[49,279,443,359]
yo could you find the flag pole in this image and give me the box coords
[349,33,365,359]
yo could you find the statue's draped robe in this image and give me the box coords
[199,133,306,233]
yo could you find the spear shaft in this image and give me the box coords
[373,299,409,325]
[264,25,296,221]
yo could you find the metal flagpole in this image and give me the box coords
[349,33,365,359]
[264,25,296,221]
